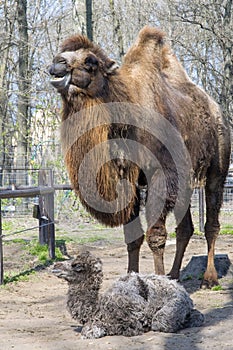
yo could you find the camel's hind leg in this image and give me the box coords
[168,206,194,280]
[201,174,226,288]
[201,117,231,288]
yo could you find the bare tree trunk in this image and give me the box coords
[86,0,93,41]
[16,0,30,184]
[220,0,233,121]
[109,0,124,59]
[0,0,17,184]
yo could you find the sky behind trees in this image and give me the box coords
[0,0,232,176]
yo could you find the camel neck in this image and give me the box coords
[67,275,102,324]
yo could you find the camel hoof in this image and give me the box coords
[200,279,219,289]
[167,271,179,281]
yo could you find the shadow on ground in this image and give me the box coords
[163,255,233,350]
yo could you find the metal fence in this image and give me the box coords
[1,168,233,224]
[0,167,233,284]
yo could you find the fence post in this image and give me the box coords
[38,170,49,245]
[46,169,55,259]
[199,187,205,233]
[38,169,55,259]
[0,200,3,284]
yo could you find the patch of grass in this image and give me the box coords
[91,223,106,229]
[2,221,14,232]
[56,237,74,244]
[169,232,176,238]
[75,224,86,230]
[3,270,36,284]
[220,224,233,235]
[198,272,204,280]
[182,274,193,281]
[2,238,68,284]
[3,238,28,246]
[11,238,28,244]
[193,230,204,236]
[75,235,108,245]
[168,225,233,236]
[28,240,65,264]
[211,285,223,291]
[28,240,48,262]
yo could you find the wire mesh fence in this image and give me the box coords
[0,168,233,231]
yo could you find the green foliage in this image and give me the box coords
[198,272,204,280]
[211,285,223,291]
[4,270,36,284]
[220,224,233,235]
[75,235,108,244]
[2,238,66,284]
[4,238,28,246]
[2,220,14,232]
[28,239,64,264]
[182,274,193,281]
[193,230,204,236]
[169,232,176,238]
[12,238,28,245]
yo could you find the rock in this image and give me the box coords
[180,254,233,281]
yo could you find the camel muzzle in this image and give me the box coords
[49,62,71,90]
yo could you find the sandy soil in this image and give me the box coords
[1,233,233,350]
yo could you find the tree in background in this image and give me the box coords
[161,0,232,124]
[86,0,93,41]
[0,0,73,185]
[16,0,30,174]
[0,0,17,183]
[0,0,232,186]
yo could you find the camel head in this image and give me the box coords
[49,35,118,97]
[52,251,103,284]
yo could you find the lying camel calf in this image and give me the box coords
[52,251,204,339]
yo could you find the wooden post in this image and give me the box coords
[38,169,55,258]
[47,193,55,259]
[38,170,48,245]
[39,217,49,246]
[0,199,3,284]
[46,169,55,259]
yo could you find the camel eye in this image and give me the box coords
[54,57,67,65]
[72,262,84,272]
[84,54,98,71]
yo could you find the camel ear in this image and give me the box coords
[84,53,99,72]
[105,59,119,74]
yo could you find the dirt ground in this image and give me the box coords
[1,231,233,350]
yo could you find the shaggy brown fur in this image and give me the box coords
[49,26,231,288]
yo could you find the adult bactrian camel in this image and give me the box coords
[49,26,231,288]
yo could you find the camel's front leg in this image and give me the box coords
[126,233,145,273]
[123,196,144,273]
[146,217,167,275]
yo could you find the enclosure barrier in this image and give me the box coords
[0,168,72,284]
[0,172,232,284]
[0,187,55,285]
